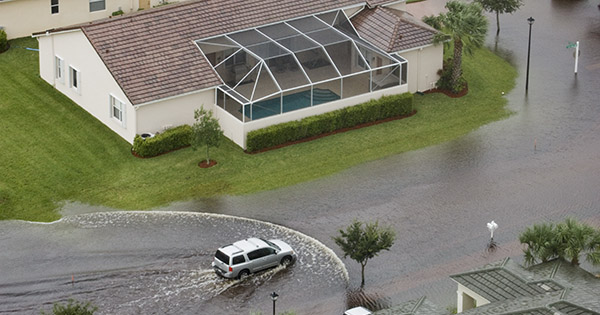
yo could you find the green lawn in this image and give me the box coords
[0,37,516,222]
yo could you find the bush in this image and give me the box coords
[41,299,97,315]
[132,125,192,157]
[0,29,8,53]
[111,9,124,16]
[246,93,413,152]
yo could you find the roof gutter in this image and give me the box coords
[134,86,216,108]
[398,42,435,53]
[32,28,81,38]
[380,0,406,8]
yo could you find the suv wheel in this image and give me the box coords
[238,269,250,280]
[281,256,293,266]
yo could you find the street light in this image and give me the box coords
[487,220,498,252]
[270,291,279,315]
[525,16,535,92]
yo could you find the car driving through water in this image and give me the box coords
[212,238,297,279]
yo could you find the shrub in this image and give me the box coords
[0,29,8,53]
[132,125,192,157]
[246,93,413,152]
[41,299,97,315]
[111,9,124,16]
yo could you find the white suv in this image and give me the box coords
[212,238,296,279]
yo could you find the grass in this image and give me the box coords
[0,37,516,222]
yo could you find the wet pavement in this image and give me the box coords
[1,0,600,314]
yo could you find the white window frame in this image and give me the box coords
[54,56,64,83]
[69,66,80,94]
[110,94,127,128]
[50,0,59,14]
[89,0,105,12]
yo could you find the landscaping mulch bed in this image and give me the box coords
[424,84,469,98]
[246,110,418,154]
[198,159,217,168]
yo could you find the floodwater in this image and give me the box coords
[0,212,348,314]
[1,0,600,314]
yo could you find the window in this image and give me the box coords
[69,66,80,93]
[215,250,229,264]
[51,0,59,14]
[89,0,105,12]
[247,249,265,260]
[232,255,245,265]
[110,94,126,127]
[54,56,64,83]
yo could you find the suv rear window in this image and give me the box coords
[215,250,230,264]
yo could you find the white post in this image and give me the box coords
[574,41,579,75]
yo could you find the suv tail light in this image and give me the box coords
[229,266,233,272]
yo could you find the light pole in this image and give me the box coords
[270,291,279,315]
[525,16,535,92]
[487,220,498,252]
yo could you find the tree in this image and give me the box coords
[41,299,98,315]
[333,220,395,287]
[519,218,600,266]
[191,106,223,165]
[518,222,560,265]
[555,218,597,265]
[475,0,523,35]
[423,1,488,93]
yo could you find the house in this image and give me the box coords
[0,0,186,39]
[33,0,442,149]
[451,258,600,314]
[367,257,600,315]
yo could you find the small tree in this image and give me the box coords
[333,220,395,287]
[191,106,223,165]
[41,299,98,315]
[475,0,523,35]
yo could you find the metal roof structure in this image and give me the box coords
[451,258,600,315]
[196,9,407,122]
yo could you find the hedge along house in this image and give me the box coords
[34,0,440,149]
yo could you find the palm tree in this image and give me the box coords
[519,218,600,266]
[556,218,596,265]
[423,1,488,92]
[519,222,560,266]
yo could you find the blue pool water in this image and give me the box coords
[244,88,340,120]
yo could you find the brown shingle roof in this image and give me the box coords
[78,0,366,105]
[351,6,437,53]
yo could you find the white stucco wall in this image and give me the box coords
[399,44,443,93]
[36,30,136,143]
[215,84,408,149]
[456,283,490,313]
[0,0,186,39]
[135,90,216,136]
[1,0,132,39]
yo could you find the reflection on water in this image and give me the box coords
[0,212,348,314]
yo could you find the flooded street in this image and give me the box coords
[0,212,348,314]
[1,0,600,314]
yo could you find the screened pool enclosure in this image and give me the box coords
[196,10,408,122]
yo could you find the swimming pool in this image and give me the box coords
[243,88,340,120]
